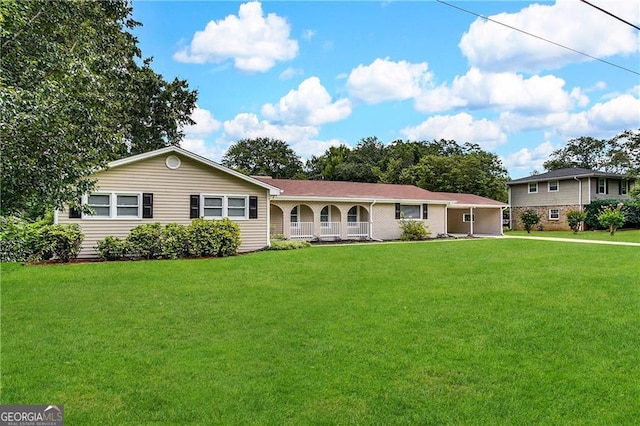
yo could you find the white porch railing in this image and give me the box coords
[347,221,369,238]
[320,222,341,238]
[290,222,314,239]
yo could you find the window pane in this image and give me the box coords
[204,207,222,217]
[117,195,138,206]
[400,205,420,219]
[117,207,139,216]
[228,208,245,217]
[88,194,110,205]
[348,206,357,223]
[92,206,110,216]
[204,197,222,207]
[228,197,245,207]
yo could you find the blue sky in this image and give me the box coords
[132,0,639,178]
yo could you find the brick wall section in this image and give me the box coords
[511,205,582,231]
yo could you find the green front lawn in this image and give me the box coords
[2,239,639,424]
[505,228,640,243]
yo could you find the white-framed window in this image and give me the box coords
[549,209,560,220]
[84,192,141,219]
[290,205,299,226]
[201,195,248,219]
[597,178,607,194]
[463,213,475,223]
[347,206,358,224]
[400,204,421,219]
[548,180,559,192]
[528,182,538,193]
[620,180,628,195]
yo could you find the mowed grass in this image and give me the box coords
[506,228,640,243]
[2,239,639,425]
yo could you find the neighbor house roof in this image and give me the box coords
[106,146,282,195]
[254,178,506,206]
[506,168,630,185]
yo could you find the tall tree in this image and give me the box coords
[222,138,303,179]
[0,0,197,217]
[543,130,639,175]
[305,145,351,180]
[332,136,385,183]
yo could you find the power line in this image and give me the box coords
[579,0,640,31]
[435,0,640,76]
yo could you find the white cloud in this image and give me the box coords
[401,112,507,149]
[220,112,343,160]
[502,141,557,177]
[261,77,351,126]
[459,0,639,73]
[558,94,640,137]
[415,68,575,114]
[182,106,221,138]
[346,58,432,104]
[279,67,304,80]
[180,138,226,162]
[302,29,316,41]
[173,1,298,72]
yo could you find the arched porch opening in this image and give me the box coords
[347,205,370,238]
[290,204,314,239]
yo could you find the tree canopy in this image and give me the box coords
[543,129,639,176]
[221,138,304,179]
[0,0,197,217]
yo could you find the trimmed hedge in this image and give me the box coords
[95,218,241,261]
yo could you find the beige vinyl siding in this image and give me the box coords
[510,179,581,207]
[58,153,270,258]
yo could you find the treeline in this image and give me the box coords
[222,137,510,203]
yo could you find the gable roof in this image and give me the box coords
[254,178,506,206]
[506,168,629,185]
[106,146,282,195]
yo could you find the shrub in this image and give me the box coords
[269,239,311,250]
[162,223,189,259]
[399,218,431,241]
[187,218,241,257]
[41,224,84,262]
[127,223,163,259]
[95,236,129,261]
[585,200,640,230]
[519,209,540,233]
[566,209,587,234]
[598,204,625,235]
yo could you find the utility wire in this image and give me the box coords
[579,0,640,31]
[435,0,640,76]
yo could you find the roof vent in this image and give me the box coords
[166,155,181,169]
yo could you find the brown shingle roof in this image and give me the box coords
[254,178,505,206]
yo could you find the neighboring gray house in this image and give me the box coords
[506,168,635,230]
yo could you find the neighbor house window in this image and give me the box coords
[290,205,299,226]
[348,206,358,223]
[463,214,475,223]
[400,205,420,219]
[84,192,145,219]
[528,182,538,193]
[548,180,559,192]
[620,180,628,195]
[549,209,560,220]
[201,195,248,219]
[597,178,607,194]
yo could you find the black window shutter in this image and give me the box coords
[69,198,82,219]
[605,179,609,194]
[249,196,258,219]
[619,179,622,195]
[395,203,401,220]
[142,193,153,218]
[422,204,428,220]
[190,195,200,219]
